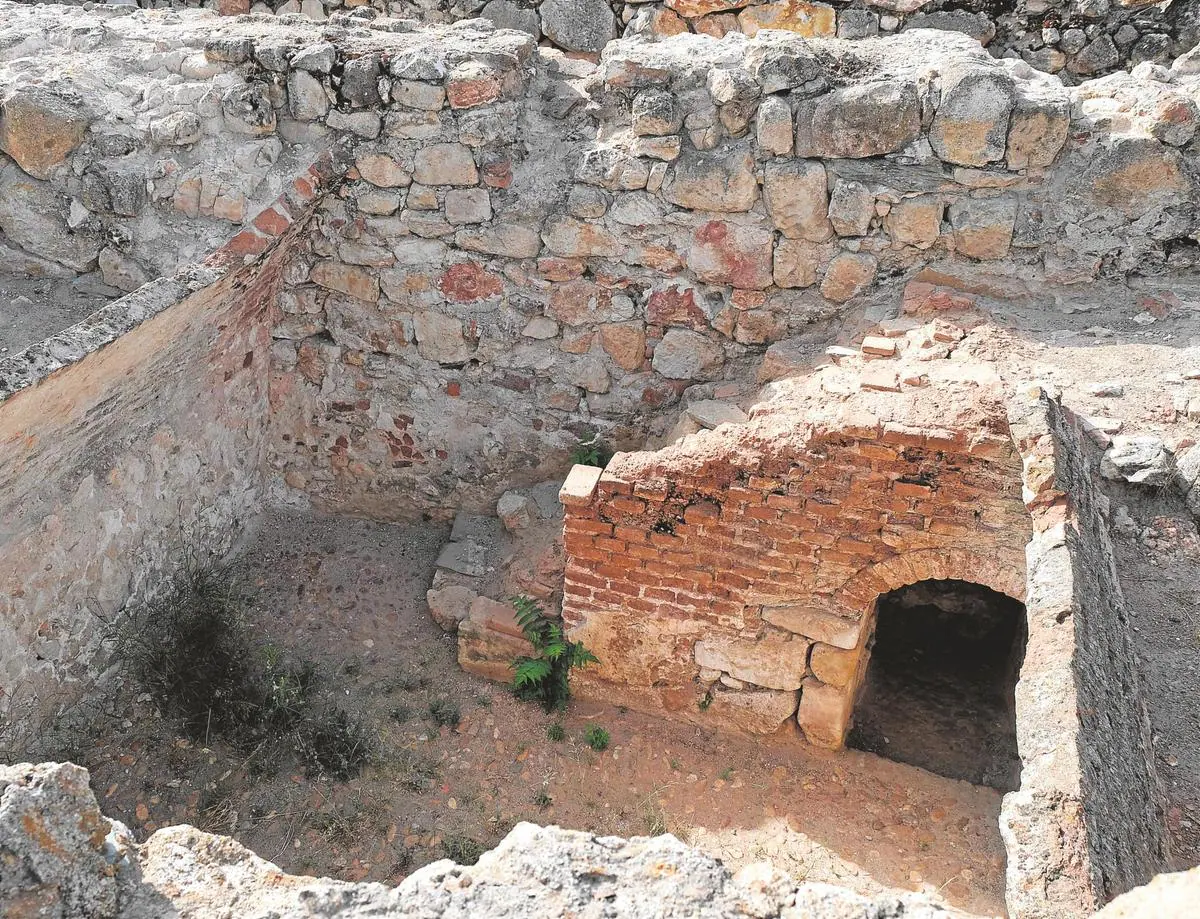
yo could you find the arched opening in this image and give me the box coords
[848,579,1027,791]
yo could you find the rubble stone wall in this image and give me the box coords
[28,0,1199,83]
[988,388,1167,918]
[557,370,1031,744]
[0,239,294,725]
[263,22,1200,521]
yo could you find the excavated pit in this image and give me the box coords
[848,580,1027,792]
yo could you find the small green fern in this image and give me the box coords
[511,596,598,712]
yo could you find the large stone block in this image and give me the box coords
[1081,136,1193,220]
[798,678,854,748]
[0,164,101,272]
[540,0,617,52]
[651,328,725,381]
[0,84,90,180]
[737,0,836,37]
[413,310,470,363]
[949,196,1017,260]
[458,596,534,683]
[664,151,758,212]
[427,585,478,631]
[706,688,800,735]
[763,160,831,241]
[762,605,863,649]
[819,252,877,303]
[413,143,478,186]
[688,220,774,289]
[887,196,943,249]
[694,636,810,691]
[929,67,1015,167]
[809,642,858,687]
[806,82,921,159]
[1006,87,1070,170]
[311,260,380,302]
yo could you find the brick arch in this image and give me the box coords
[833,547,1027,622]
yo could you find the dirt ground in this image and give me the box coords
[0,271,117,355]
[71,510,1007,918]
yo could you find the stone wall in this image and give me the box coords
[31,0,1199,82]
[1001,387,1167,918]
[262,21,1200,520]
[0,234,297,725]
[557,343,1031,743]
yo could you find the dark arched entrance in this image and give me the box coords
[848,579,1027,791]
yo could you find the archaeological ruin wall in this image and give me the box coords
[0,3,1193,913]
[0,237,300,725]
[20,0,1200,83]
[999,389,1168,917]
[258,21,1200,522]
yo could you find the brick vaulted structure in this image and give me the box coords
[559,356,1032,745]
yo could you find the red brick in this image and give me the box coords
[568,519,615,537]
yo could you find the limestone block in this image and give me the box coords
[819,252,877,303]
[762,605,862,650]
[666,0,745,15]
[773,238,829,289]
[763,160,831,241]
[98,247,149,293]
[0,165,101,272]
[949,197,1017,260]
[1006,87,1070,170]
[0,84,91,180]
[481,0,541,39]
[445,188,492,225]
[291,43,336,73]
[458,596,534,683]
[798,678,854,748]
[688,220,774,289]
[392,80,447,111]
[755,96,793,156]
[694,636,810,691]
[929,67,1015,167]
[540,0,617,52]
[1082,136,1192,220]
[706,688,800,735]
[1100,436,1173,487]
[686,400,748,429]
[356,154,411,188]
[497,491,536,532]
[887,196,942,249]
[149,111,202,147]
[737,0,836,37]
[287,69,329,121]
[664,151,758,213]
[599,322,647,371]
[413,143,478,186]
[809,643,858,687]
[632,90,682,137]
[457,224,541,258]
[413,310,470,364]
[560,464,603,507]
[311,260,380,302]
[827,180,874,237]
[807,82,921,159]
[427,584,478,631]
[652,329,725,381]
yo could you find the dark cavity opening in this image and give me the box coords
[848,579,1027,791]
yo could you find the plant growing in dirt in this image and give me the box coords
[112,563,372,779]
[442,834,487,866]
[510,596,598,712]
[585,725,611,751]
[427,697,461,728]
[569,431,612,468]
[111,565,265,745]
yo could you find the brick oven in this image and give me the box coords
[558,352,1031,753]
